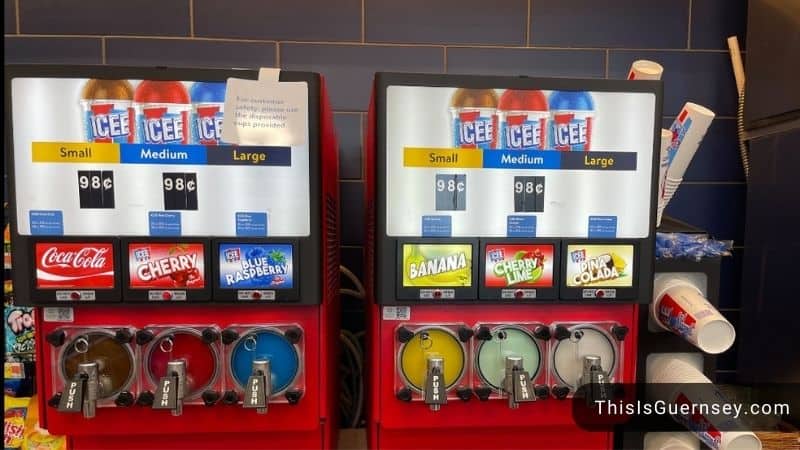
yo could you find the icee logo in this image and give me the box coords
[140,107,187,144]
[88,103,131,143]
[455,111,494,148]
[193,105,223,145]
[503,114,546,150]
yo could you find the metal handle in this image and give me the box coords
[424,357,445,411]
[77,361,99,418]
[167,360,187,416]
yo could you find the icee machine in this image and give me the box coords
[364,73,662,449]
[6,65,340,449]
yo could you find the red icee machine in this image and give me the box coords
[6,65,340,449]
[365,73,663,449]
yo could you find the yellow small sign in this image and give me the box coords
[32,142,120,163]
[402,244,472,287]
[403,147,482,168]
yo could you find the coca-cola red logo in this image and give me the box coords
[35,243,115,289]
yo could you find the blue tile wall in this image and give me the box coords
[280,44,444,111]
[447,48,605,78]
[690,0,748,50]
[366,0,527,45]
[194,0,361,42]
[5,37,103,64]
[5,0,14,34]
[18,0,190,36]
[609,50,740,116]
[5,0,748,374]
[530,0,690,48]
[106,38,277,69]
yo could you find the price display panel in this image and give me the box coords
[9,75,310,237]
[375,73,662,304]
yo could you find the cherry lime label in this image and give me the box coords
[35,243,114,289]
[192,104,224,145]
[83,101,133,143]
[219,244,293,289]
[128,243,204,289]
[138,105,190,144]
[484,244,554,288]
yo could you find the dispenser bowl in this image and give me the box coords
[229,327,300,395]
[145,327,219,399]
[551,324,617,389]
[60,329,136,400]
[398,326,466,392]
[475,325,541,390]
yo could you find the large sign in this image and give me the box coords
[385,86,656,238]
[10,78,310,237]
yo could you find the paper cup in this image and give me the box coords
[628,60,664,80]
[648,359,762,450]
[644,432,700,450]
[720,432,762,450]
[652,278,735,354]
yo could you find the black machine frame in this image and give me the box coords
[373,72,662,305]
[5,64,322,305]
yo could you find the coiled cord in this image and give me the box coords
[737,90,751,181]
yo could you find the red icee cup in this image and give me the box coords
[652,277,735,354]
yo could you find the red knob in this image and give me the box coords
[596,290,604,298]
[162,291,173,301]
[252,291,262,300]
[70,291,81,300]
[433,290,442,299]
[514,290,524,299]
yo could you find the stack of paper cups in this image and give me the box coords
[628,60,665,80]
[649,358,762,450]
[657,128,673,226]
[644,432,700,450]
[661,103,715,214]
[652,276,736,354]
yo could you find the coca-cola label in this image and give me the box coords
[128,243,205,289]
[35,243,114,288]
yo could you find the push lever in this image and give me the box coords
[579,355,609,406]
[243,359,271,414]
[153,360,187,416]
[58,361,99,419]
[423,357,446,411]
[503,356,535,409]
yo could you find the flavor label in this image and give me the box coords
[149,212,182,236]
[588,216,618,238]
[35,242,114,288]
[219,243,293,289]
[402,244,472,287]
[566,244,633,287]
[485,244,554,288]
[128,243,204,289]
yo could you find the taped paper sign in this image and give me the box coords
[222,78,308,146]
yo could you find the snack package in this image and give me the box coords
[22,396,67,450]
[4,396,30,449]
